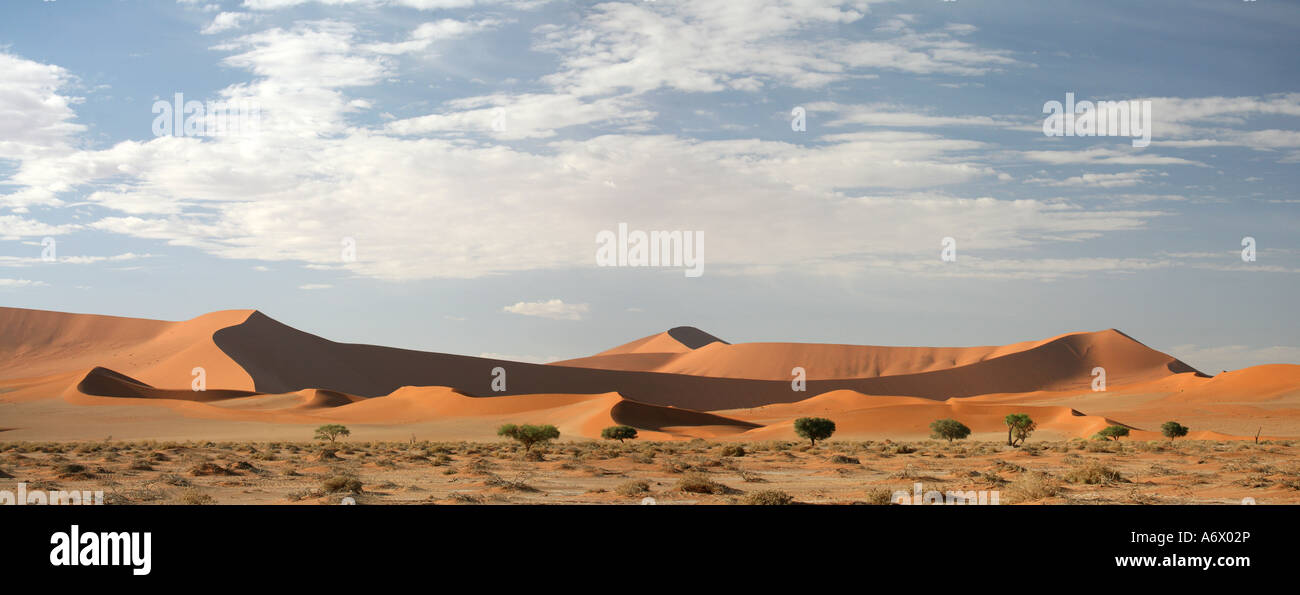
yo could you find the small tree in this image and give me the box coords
[929,418,971,443]
[1160,421,1189,441]
[601,425,638,443]
[1004,414,1036,447]
[314,424,351,443]
[1096,425,1130,441]
[497,423,560,452]
[793,417,836,447]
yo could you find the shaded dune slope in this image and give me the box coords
[213,312,1202,410]
[76,366,259,403]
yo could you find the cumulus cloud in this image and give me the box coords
[503,299,588,320]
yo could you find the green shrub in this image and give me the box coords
[793,417,836,447]
[600,426,638,443]
[1096,425,1130,441]
[1004,414,1036,446]
[497,424,560,452]
[929,419,971,443]
[314,424,351,443]
[1161,421,1189,440]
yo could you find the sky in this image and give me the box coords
[0,0,1297,373]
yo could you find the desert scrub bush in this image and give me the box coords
[154,473,191,487]
[864,488,896,505]
[520,450,546,462]
[56,463,93,479]
[1006,472,1063,503]
[449,492,483,504]
[188,462,237,476]
[1064,461,1125,484]
[675,472,731,495]
[615,480,651,497]
[829,454,860,465]
[126,459,154,471]
[743,490,794,505]
[461,458,495,474]
[484,473,538,492]
[1084,440,1117,453]
[891,444,916,455]
[174,488,216,505]
[321,475,364,494]
[718,444,746,457]
[1235,474,1272,488]
[626,453,656,465]
[659,459,693,474]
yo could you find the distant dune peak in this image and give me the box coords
[665,326,729,349]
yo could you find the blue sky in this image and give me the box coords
[0,0,1297,372]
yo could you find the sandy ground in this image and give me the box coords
[2,438,1296,505]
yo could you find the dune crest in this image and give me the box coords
[0,306,1294,441]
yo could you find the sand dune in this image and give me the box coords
[47,364,758,440]
[0,306,1295,441]
[555,329,1201,386]
[74,366,259,403]
[0,306,256,391]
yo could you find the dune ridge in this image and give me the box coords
[0,306,1294,441]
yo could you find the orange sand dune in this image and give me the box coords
[73,366,259,403]
[46,365,758,440]
[0,306,1296,441]
[0,306,256,391]
[591,326,727,356]
[211,312,1207,407]
[310,386,759,438]
[555,329,1201,389]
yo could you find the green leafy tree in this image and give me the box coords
[1160,421,1189,441]
[497,424,560,451]
[601,425,638,443]
[1003,414,1036,447]
[929,418,972,443]
[314,424,351,443]
[1096,425,1130,441]
[793,417,836,447]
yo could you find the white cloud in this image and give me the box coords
[202,12,253,34]
[536,1,1015,96]
[0,278,47,288]
[1020,147,1204,167]
[386,93,655,139]
[1025,170,1159,188]
[299,283,333,289]
[503,299,588,320]
[364,18,501,55]
[0,53,84,169]
[808,101,1023,129]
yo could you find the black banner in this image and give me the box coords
[1,504,1289,583]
